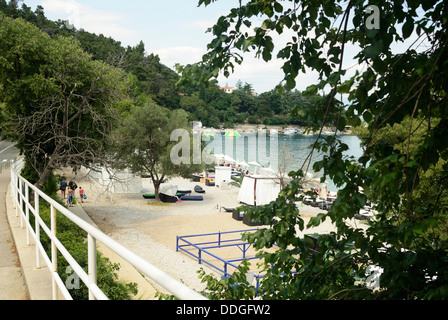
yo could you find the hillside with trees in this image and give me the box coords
[0,0,338,130]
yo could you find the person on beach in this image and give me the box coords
[69,179,78,191]
[69,179,78,202]
[67,187,74,207]
[79,186,84,203]
[59,178,67,199]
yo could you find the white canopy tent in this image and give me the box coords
[237,175,281,206]
[215,166,232,187]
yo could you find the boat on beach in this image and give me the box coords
[281,128,300,135]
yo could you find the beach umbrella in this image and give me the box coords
[224,129,241,137]
[237,160,249,170]
[265,166,277,174]
[237,160,248,167]
[248,161,261,175]
[223,155,236,163]
[248,161,261,167]
[202,130,215,137]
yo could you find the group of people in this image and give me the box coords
[59,178,86,207]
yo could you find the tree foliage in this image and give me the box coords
[178,0,448,299]
[112,102,203,200]
[0,12,131,188]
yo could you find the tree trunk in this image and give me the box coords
[153,173,165,202]
[154,181,160,201]
[33,142,63,189]
[35,165,54,189]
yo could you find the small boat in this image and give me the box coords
[282,128,297,135]
[177,189,191,196]
[192,174,203,182]
[143,187,191,199]
[194,185,205,193]
[159,193,179,203]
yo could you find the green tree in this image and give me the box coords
[179,95,206,116]
[0,14,130,188]
[256,92,274,119]
[178,0,448,300]
[353,117,448,245]
[112,102,203,200]
[231,90,256,115]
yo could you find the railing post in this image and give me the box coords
[25,184,30,246]
[19,178,23,226]
[51,205,58,300]
[88,234,97,300]
[243,244,246,260]
[11,169,17,211]
[35,190,41,269]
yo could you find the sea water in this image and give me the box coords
[211,133,364,192]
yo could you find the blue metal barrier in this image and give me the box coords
[176,229,264,287]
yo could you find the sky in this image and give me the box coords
[21,0,295,93]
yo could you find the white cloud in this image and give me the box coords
[41,0,143,43]
[154,46,206,69]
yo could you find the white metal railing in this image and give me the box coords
[10,158,206,300]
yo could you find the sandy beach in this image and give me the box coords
[59,168,368,299]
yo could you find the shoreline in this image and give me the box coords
[198,123,354,136]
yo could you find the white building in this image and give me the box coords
[219,87,234,94]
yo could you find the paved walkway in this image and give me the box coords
[0,141,55,300]
[0,164,28,300]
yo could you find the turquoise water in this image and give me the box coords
[209,133,364,192]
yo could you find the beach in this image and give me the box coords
[60,168,368,299]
